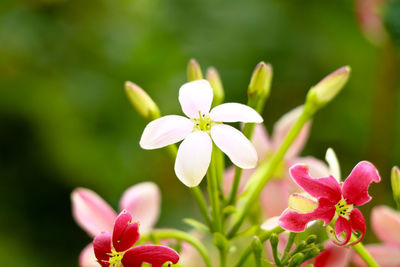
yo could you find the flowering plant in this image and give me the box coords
[71,59,396,267]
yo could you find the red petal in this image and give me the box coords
[314,243,351,267]
[112,210,140,252]
[279,198,336,232]
[334,216,352,246]
[349,208,366,245]
[93,232,111,264]
[289,164,342,203]
[121,245,180,267]
[342,161,380,206]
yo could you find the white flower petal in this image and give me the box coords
[174,131,212,187]
[140,115,193,149]
[325,148,341,181]
[209,103,263,123]
[178,80,213,119]
[119,182,161,233]
[211,124,257,169]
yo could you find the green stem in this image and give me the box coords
[227,167,243,205]
[228,108,313,238]
[207,146,222,232]
[227,122,257,205]
[351,235,379,267]
[140,229,211,267]
[165,144,213,230]
[282,232,296,260]
[235,226,284,267]
[219,248,227,267]
[190,187,213,231]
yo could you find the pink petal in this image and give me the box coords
[178,80,213,119]
[209,103,263,123]
[314,243,351,267]
[251,124,272,159]
[174,131,212,187]
[211,124,258,169]
[289,164,342,204]
[79,243,98,267]
[334,216,352,246]
[139,115,193,149]
[352,244,400,267]
[222,166,253,196]
[342,161,381,206]
[121,245,180,267]
[93,231,111,265]
[119,182,161,233]
[112,210,140,252]
[260,180,290,217]
[349,208,366,245]
[290,156,330,178]
[279,198,336,232]
[271,106,311,158]
[371,205,400,246]
[71,188,117,237]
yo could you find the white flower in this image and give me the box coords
[140,80,263,187]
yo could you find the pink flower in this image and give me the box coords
[223,106,329,217]
[139,80,263,187]
[352,205,400,267]
[279,161,380,246]
[93,210,179,267]
[71,183,161,267]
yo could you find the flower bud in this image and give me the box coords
[391,166,400,209]
[288,253,304,267]
[251,236,263,261]
[187,59,203,81]
[248,62,272,99]
[125,81,160,121]
[213,232,229,252]
[306,66,351,111]
[206,67,224,106]
[305,234,317,244]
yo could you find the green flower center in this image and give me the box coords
[108,249,123,267]
[192,111,219,132]
[335,197,354,220]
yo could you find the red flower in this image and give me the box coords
[279,161,380,246]
[93,210,179,267]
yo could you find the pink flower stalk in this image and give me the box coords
[353,205,400,267]
[224,106,329,217]
[139,80,263,187]
[279,161,381,246]
[93,210,179,267]
[71,183,161,267]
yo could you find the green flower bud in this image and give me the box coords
[206,67,224,106]
[305,234,317,244]
[187,59,203,81]
[213,232,229,252]
[288,253,304,267]
[125,81,160,121]
[306,66,351,112]
[248,62,273,99]
[391,166,400,210]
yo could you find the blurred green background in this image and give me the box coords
[1,0,399,266]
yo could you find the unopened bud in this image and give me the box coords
[251,236,263,254]
[305,234,317,244]
[303,247,320,261]
[187,59,203,81]
[306,66,351,111]
[206,67,224,106]
[288,253,304,267]
[269,233,279,248]
[248,62,272,98]
[125,81,160,121]
[213,232,229,252]
[391,166,400,209]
